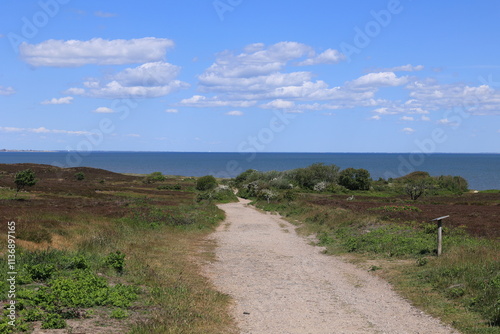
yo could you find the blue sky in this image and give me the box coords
[1,0,499,153]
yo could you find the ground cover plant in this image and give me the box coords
[233,164,500,334]
[0,163,237,333]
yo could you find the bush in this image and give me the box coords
[74,172,85,181]
[196,175,217,191]
[234,169,258,185]
[402,178,435,201]
[14,169,38,197]
[105,251,126,274]
[436,175,469,194]
[338,168,371,190]
[289,163,340,190]
[143,172,166,184]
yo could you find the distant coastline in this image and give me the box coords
[0,149,58,152]
[0,151,498,190]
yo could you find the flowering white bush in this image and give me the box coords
[313,181,327,192]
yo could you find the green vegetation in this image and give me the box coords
[14,169,37,198]
[0,165,237,333]
[0,250,139,332]
[74,172,85,181]
[143,171,167,184]
[338,168,371,190]
[233,164,498,333]
[196,175,218,191]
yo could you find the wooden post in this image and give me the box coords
[437,219,443,256]
[431,216,449,256]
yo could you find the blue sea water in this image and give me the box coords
[0,152,499,190]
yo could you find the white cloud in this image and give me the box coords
[94,11,117,17]
[406,81,500,115]
[379,64,424,72]
[64,87,85,95]
[0,86,15,96]
[297,49,345,66]
[165,108,178,113]
[20,37,174,67]
[349,72,409,89]
[178,95,256,108]
[260,99,296,109]
[437,118,459,127]
[226,110,243,116]
[68,62,189,99]
[400,116,414,121]
[370,115,381,120]
[41,96,73,105]
[93,107,115,113]
[402,127,415,134]
[0,126,91,136]
[200,41,312,81]
[199,71,314,93]
[421,115,431,121]
[189,42,392,111]
[372,107,398,115]
[126,134,141,137]
[112,62,181,86]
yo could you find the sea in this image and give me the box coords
[0,152,499,191]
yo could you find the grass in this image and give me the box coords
[0,166,237,334]
[251,195,500,334]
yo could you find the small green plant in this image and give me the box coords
[14,169,38,198]
[68,254,89,270]
[143,171,166,183]
[41,313,66,329]
[110,308,129,319]
[74,172,85,181]
[105,251,126,273]
[26,263,56,281]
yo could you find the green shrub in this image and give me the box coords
[68,255,89,270]
[74,172,85,181]
[27,263,56,281]
[338,168,371,190]
[105,251,126,273]
[14,169,38,197]
[41,313,66,329]
[288,163,339,190]
[143,171,166,183]
[435,175,469,194]
[196,175,217,191]
[234,169,258,185]
[400,177,435,201]
[110,308,129,319]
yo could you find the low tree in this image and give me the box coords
[14,169,38,198]
[196,175,218,191]
[338,168,371,190]
[404,178,434,201]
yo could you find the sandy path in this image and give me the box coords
[205,199,460,334]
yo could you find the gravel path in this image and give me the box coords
[205,199,460,334]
